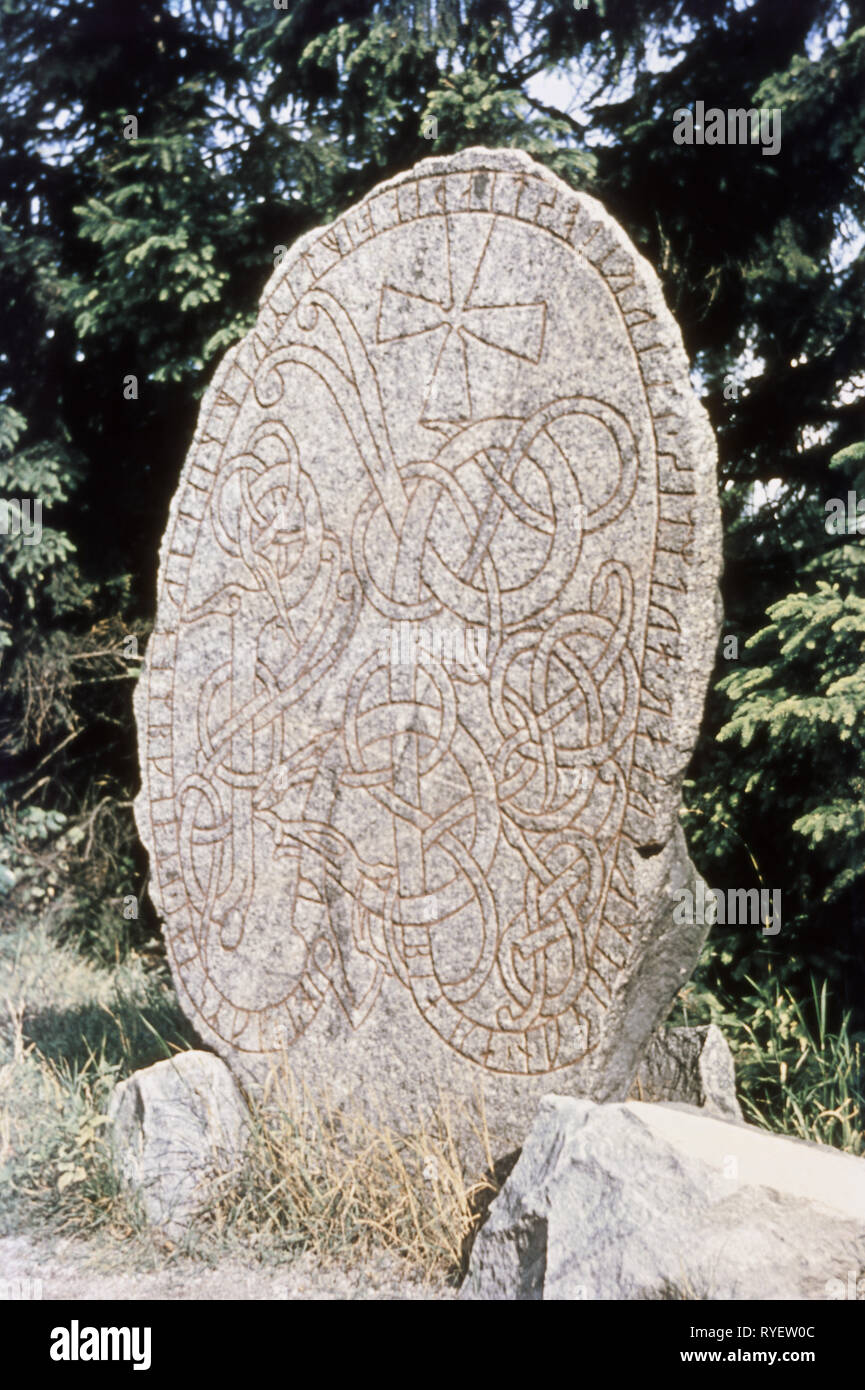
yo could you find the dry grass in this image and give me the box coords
[0,920,500,1283]
[202,1067,499,1281]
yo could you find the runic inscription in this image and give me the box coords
[135,150,720,1117]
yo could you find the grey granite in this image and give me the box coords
[461,1095,865,1300]
[134,149,722,1153]
[108,1051,250,1237]
[631,1023,743,1120]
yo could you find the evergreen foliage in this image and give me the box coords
[1,0,862,1036]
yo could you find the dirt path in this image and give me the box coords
[0,1233,454,1301]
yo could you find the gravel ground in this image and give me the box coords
[0,1233,455,1301]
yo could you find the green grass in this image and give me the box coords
[673,970,864,1156]
[735,976,863,1154]
[0,918,196,1235]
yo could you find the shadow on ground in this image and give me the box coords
[23,977,200,1077]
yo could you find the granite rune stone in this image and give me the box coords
[134,149,722,1149]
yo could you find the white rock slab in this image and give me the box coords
[461,1094,865,1299]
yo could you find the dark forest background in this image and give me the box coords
[1,0,863,1059]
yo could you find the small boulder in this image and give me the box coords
[630,1023,743,1121]
[108,1050,250,1238]
[461,1095,865,1300]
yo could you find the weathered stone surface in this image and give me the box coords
[108,1051,249,1236]
[630,1023,743,1120]
[461,1095,865,1301]
[134,147,722,1150]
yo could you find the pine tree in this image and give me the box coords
[1,1,862,1012]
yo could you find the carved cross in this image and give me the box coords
[377,220,546,426]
